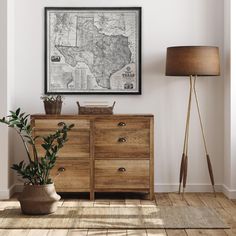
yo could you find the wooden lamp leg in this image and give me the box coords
[179,76,193,195]
[179,153,185,194]
[193,76,216,196]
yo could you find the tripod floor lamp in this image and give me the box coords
[165,46,220,196]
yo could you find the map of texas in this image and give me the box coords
[56,20,131,89]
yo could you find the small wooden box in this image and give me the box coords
[77,102,115,115]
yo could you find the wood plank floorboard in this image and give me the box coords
[185,229,228,236]
[27,229,49,236]
[166,229,187,236]
[146,229,167,235]
[87,229,108,235]
[67,229,88,236]
[109,200,126,207]
[168,193,188,206]
[107,229,127,236]
[0,229,30,236]
[94,199,110,207]
[215,193,236,208]
[127,229,146,236]
[47,229,69,236]
[125,199,141,206]
[198,193,222,209]
[155,193,172,206]
[0,193,234,236]
[183,193,205,207]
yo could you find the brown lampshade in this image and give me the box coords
[165,46,220,76]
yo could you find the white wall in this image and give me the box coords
[223,0,236,198]
[0,0,15,198]
[1,0,226,195]
[223,0,231,196]
[0,0,9,198]
[230,0,236,194]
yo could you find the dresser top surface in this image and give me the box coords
[31,114,154,119]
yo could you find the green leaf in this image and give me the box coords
[19,112,25,118]
[41,143,50,150]
[16,108,20,116]
[16,124,24,129]
[33,136,40,141]
[27,140,34,145]
[11,120,21,125]
[0,117,6,122]
[26,124,31,132]
[58,122,65,127]
[62,132,67,140]
[23,114,30,120]
[19,161,24,168]
[43,136,50,143]
[41,157,46,165]
[0,117,10,125]
[69,124,75,129]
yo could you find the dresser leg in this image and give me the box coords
[90,191,95,201]
[144,193,153,200]
[149,192,154,201]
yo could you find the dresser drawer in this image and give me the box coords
[50,160,90,191]
[94,118,150,130]
[95,129,150,158]
[34,119,90,130]
[95,130,150,145]
[34,131,90,159]
[95,160,149,189]
[95,146,150,159]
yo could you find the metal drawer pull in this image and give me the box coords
[117,122,126,127]
[118,167,126,172]
[118,137,127,143]
[58,167,66,172]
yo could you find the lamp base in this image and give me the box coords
[179,75,216,197]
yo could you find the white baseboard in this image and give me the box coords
[154,183,222,193]
[0,185,14,199]
[6,183,236,199]
[0,189,10,199]
[222,184,236,199]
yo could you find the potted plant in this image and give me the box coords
[41,95,63,115]
[0,108,74,215]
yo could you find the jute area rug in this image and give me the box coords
[0,206,228,229]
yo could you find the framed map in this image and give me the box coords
[45,7,142,94]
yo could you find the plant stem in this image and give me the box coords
[15,129,32,163]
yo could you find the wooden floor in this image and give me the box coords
[0,192,236,235]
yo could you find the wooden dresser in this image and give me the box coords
[31,114,154,200]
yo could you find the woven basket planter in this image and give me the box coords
[18,184,61,215]
[44,101,62,115]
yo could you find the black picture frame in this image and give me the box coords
[44,7,142,95]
